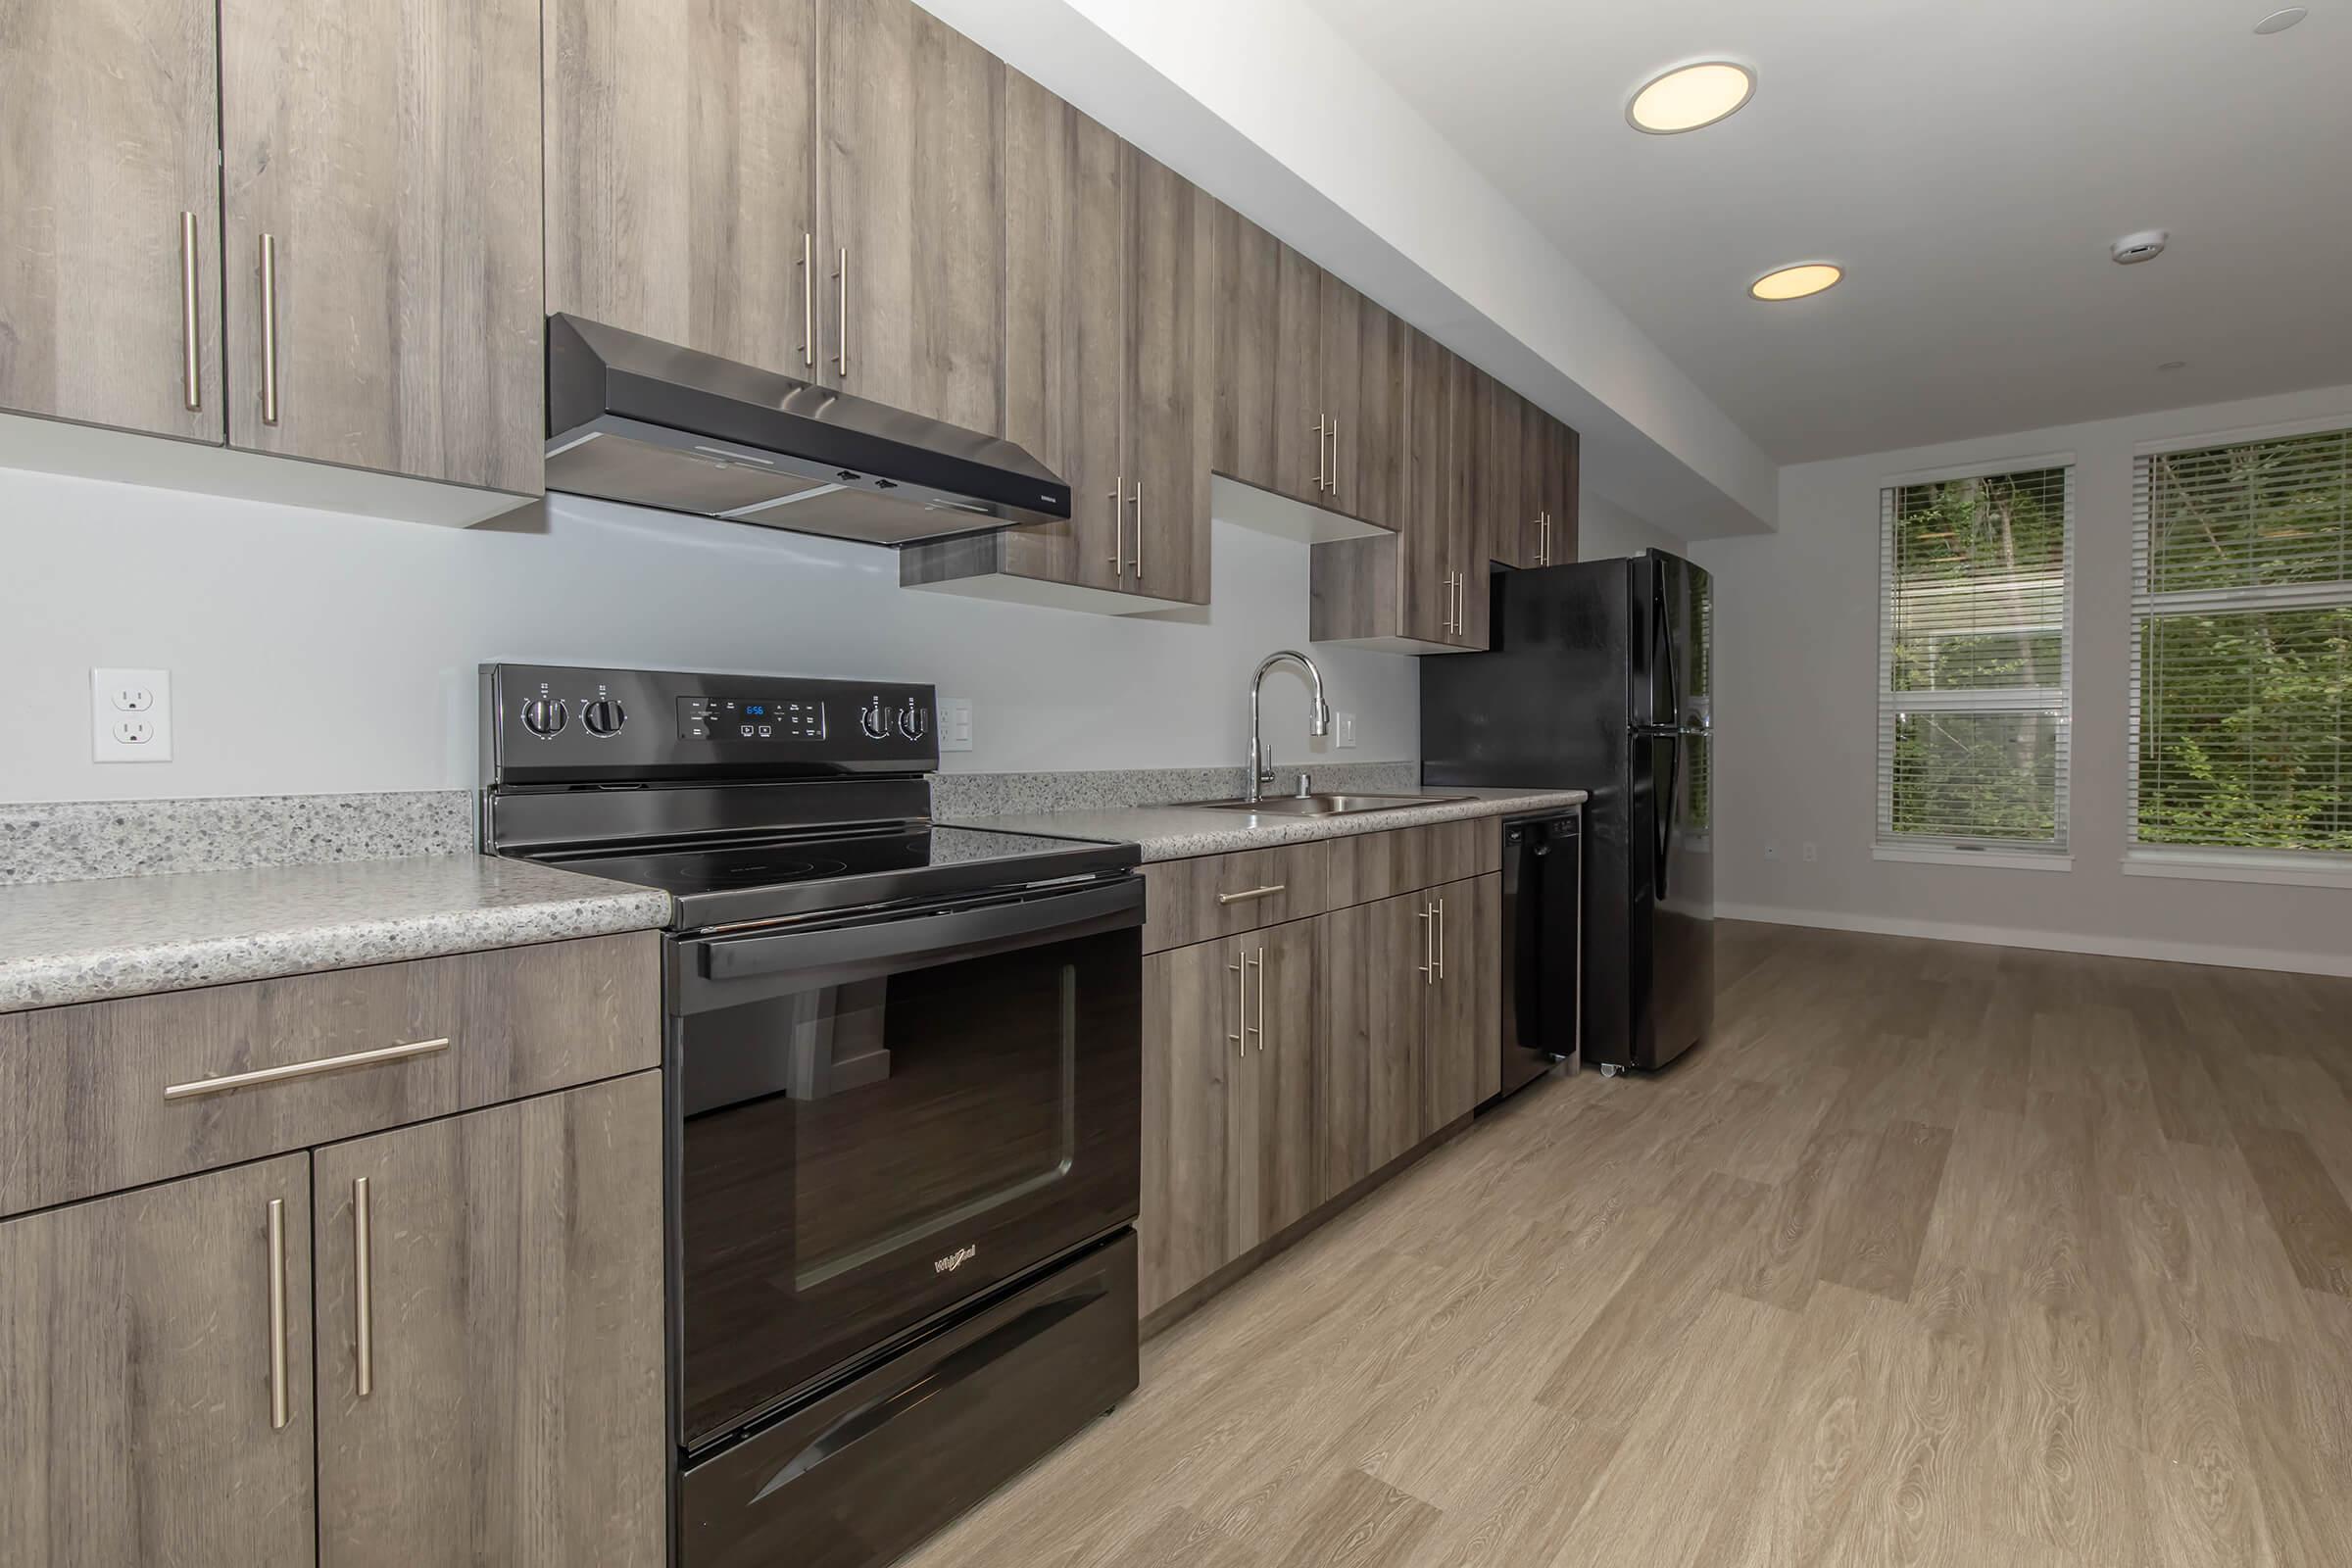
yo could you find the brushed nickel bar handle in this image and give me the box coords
[165,1036,451,1101]
[1329,417,1340,499]
[267,1197,289,1431]
[1108,473,1123,573]
[1312,418,1326,492]
[799,232,814,368]
[1215,883,1288,906]
[179,212,201,411]
[1131,481,1144,580]
[258,232,280,425]
[1250,946,1267,1052]
[1417,902,1435,983]
[834,247,848,375]
[353,1176,373,1398]
[1227,956,1246,1057]
[1435,896,1447,981]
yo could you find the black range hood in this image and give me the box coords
[543,314,1070,547]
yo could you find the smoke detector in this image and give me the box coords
[2111,230,2169,265]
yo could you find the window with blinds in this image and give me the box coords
[2132,425,2352,858]
[1877,464,2073,853]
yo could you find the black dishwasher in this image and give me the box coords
[1496,809,1583,1099]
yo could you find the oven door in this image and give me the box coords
[670,875,1143,1452]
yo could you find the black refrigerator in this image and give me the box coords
[1423,549,1715,1073]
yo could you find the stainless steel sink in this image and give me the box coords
[1180,792,1469,816]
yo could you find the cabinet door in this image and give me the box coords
[1348,294,1407,532]
[1317,272,1363,517]
[1272,243,1325,505]
[1002,71,1124,594]
[1398,327,1456,645]
[221,0,542,493]
[544,0,820,379]
[1211,203,1280,493]
[1424,874,1502,1130]
[1446,354,1491,650]
[312,1072,665,1568]
[1228,921,1320,1253]
[1553,419,1582,564]
[1316,894,1427,1196]
[0,1154,315,1568]
[1484,378,1534,568]
[1123,147,1212,606]
[1,0,222,442]
[1141,939,1237,1315]
[819,0,1004,434]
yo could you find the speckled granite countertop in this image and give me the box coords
[946,786,1587,862]
[0,856,672,1013]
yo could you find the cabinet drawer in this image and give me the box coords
[1139,843,1329,954]
[1325,818,1499,907]
[0,932,659,1219]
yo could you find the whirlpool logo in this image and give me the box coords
[934,1244,978,1275]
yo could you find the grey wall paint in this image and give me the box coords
[1,471,1419,804]
[1690,381,2352,971]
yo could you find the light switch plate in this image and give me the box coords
[938,697,974,753]
[93,667,172,762]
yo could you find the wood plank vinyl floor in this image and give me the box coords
[902,922,2352,1568]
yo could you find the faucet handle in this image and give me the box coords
[1256,750,1275,785]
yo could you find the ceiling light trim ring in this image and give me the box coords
[1626,58,1758,135]
[1748,262,1844,302]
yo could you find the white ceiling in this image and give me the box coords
[1307,0,2352,464]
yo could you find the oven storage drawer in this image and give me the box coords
[680,1231,1139,1568]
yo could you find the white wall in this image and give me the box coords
[0,470,1418,804]
[1577,492,1687,563]
[1691,383,2352,975]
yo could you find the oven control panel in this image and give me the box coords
[483,663,938,785]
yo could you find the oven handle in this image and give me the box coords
[683,875,1143,1001]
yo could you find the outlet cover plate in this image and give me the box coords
[93,667,172,762]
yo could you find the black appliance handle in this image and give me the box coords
[684,875,1143,1002]
[748,1282,1107,1503]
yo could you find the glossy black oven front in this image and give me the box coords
[670,875,1143,1452]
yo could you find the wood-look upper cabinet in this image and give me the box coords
[1211,204,1282,496]
[819,0,1004,433]
[1446,353,1492,651]
[1486,377,1538,569]
[1338,283,1407,532]
[544,0,821,377]
[0,0,224,444]
[1516,404,1577,567]
[991,69,1126,597]
[221,0,544,494]
[1271,244,1326,505]
[1121,145,1213,606]
[1548,416,1582,564]
[0,1153,317,1568]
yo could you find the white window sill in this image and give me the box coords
[1874,844,2074,872]
[2122,850,2352,890]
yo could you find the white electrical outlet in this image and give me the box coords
[93,667,172,762]
[1802,842,1819,862]
[1335,711,1357,749]
[937,697,974,753]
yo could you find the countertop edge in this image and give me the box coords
[0,886,673,1014]
[947,788,1589,862]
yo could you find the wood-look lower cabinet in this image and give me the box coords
[313,1071,665,1568]
[220,0,544,494]
[1423,875,1502,1129]
[0,0,225,443]
[0,1153,317,1568]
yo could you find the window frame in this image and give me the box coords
[1874,453,2077,863]
[2128,415,2352,885]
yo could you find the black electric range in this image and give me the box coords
[480,662,1143,1568]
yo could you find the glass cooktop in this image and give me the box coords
[540,824,1126,908]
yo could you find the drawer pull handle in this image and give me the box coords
[164,1036,451,1101]
[1215,883,1288,906]
[353,1176,373,1398]
[266,1197,289,1431]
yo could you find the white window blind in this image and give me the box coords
[1877,464,2073,852]
[2132,425,2352,858]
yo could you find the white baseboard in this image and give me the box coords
[1714,902,2352,979]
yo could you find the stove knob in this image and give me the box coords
[580,698,627,738]
[897,700,928,741]
[519,697,569,739]
[859,697,890,741]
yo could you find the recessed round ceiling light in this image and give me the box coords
[1749,263,1843,301]
[2254,7,2308,33]
[1627,61,1755,133]
[2158,361,2188,371]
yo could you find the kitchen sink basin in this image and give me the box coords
[1180,792,1469,816]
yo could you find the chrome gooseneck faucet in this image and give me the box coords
[1246,650,1332,804]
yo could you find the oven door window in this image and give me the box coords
[677,919,1139,1448]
